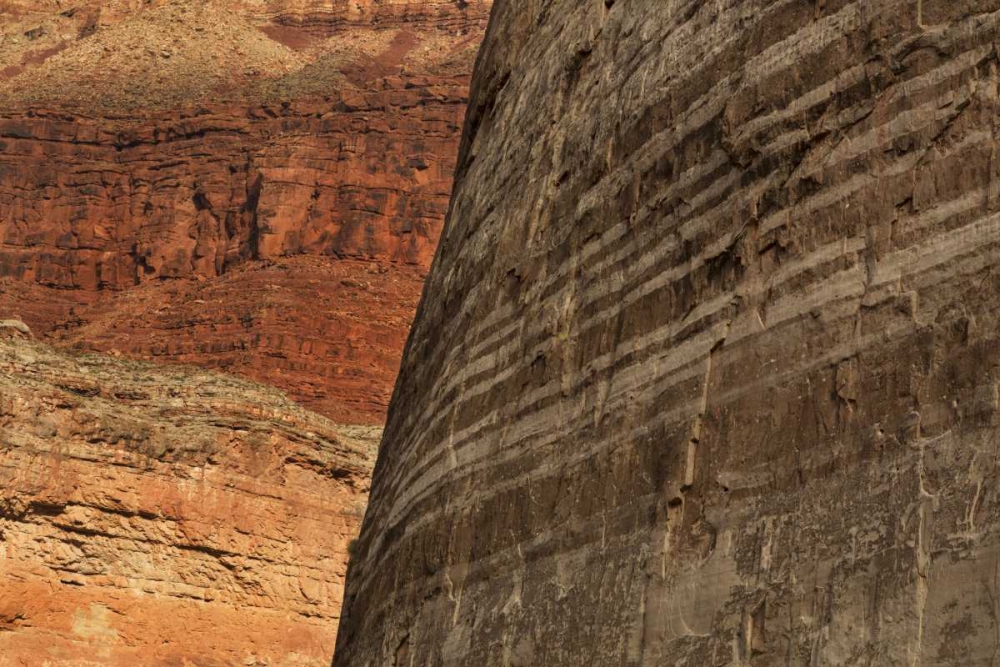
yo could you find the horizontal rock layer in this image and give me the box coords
[0,93,464,284]
[0,0,492,423]
[0,326,378,666]
[2,0,487,29]
[51,257,426,424]
[337,1,1000,664]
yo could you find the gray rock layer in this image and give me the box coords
[336,1,1000,664]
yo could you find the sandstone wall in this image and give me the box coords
[43,257,426,424]
[0,84,468,286]
[336,1,1000,664]
[0,325,378,666]
[0,0,491,423]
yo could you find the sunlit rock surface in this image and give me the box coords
[0,0,492,423]
[0,326,378,665]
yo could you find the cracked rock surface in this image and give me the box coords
[336,1,1000,664]
[0,325,378,666]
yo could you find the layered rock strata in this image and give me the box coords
[0,323,378,666]
[0,0,491,422]
[337,1,1000,664]
[48,257,426,424]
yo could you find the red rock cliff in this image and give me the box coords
[0,0,492,423]
[0,2,490,665]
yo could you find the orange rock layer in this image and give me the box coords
[0,324,379,666]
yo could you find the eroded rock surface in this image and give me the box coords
[0,0,491,422]
[337,1,1000,664]
[50,257,426,424]
[0,328,377,666]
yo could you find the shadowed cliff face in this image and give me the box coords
[0,323,378,666]
[337,1,1000,664]
[0,0,492,423]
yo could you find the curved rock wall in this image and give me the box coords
[336,1,1000,664]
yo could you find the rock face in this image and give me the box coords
[0,324,378,666]
[55,257,426,424]
[0,0,492,422]
[0,2,492,664]
[4,256,427,423]
[336,1,1000,664]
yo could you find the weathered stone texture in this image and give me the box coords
[45,257,427,424]
[0,329,377,666]
[337,1,1000,664]
[0,0,492,423]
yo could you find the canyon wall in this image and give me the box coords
[0,322,378,666]
[0,0,491,423]
[0,1,491,664]
[336,1,1000,664]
